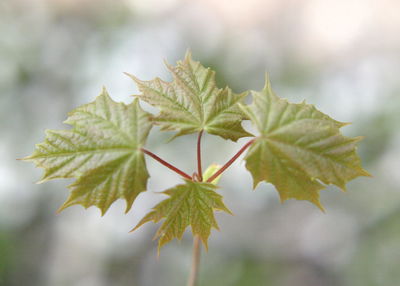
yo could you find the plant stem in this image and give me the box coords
[187,235,201,286]
[141,148,192,180]
[186,131,205,286]
[206,139,255,183]
[196,130,204,182]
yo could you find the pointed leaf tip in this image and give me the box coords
[124,72,139,83]
[264,73,271,87]
[185,49,192,57]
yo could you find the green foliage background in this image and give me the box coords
[1,1,399,285]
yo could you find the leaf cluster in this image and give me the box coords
[23,51,370,250]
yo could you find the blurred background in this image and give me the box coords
[1,0,399,285]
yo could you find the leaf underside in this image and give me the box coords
[132,179,232,251]
[240,76,371,210]
[23,88,152,215]
[126,51,252,141]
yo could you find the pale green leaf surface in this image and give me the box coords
[132,179,232,251]
[240,76,371,209]
[23,88,152,214]
[126,51,252,141]
[203,164,222,184]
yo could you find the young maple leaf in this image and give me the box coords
[132,179,232,252]
[125,51,252,141]
[239,76,371,210]
[23,88,152,215]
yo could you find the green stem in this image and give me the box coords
[187,235,201,286]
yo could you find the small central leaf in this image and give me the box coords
[132,179,232,251]
[126,51,252,141]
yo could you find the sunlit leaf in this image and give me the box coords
[240,76,371,209]
[132,179,232,251]
[126,51,252,141]
[23,88,152,215]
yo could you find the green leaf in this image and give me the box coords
[125,51,252,141]
[240,76,371,210]
[203,164,222,184]
[23,88,152,215]
[132,179,232,251]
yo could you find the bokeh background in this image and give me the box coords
[1,0,400,285]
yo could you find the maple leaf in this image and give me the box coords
[125,51,252,141]
[132,177,232,251]
[23,88,152,215]
[239,76,371,210]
